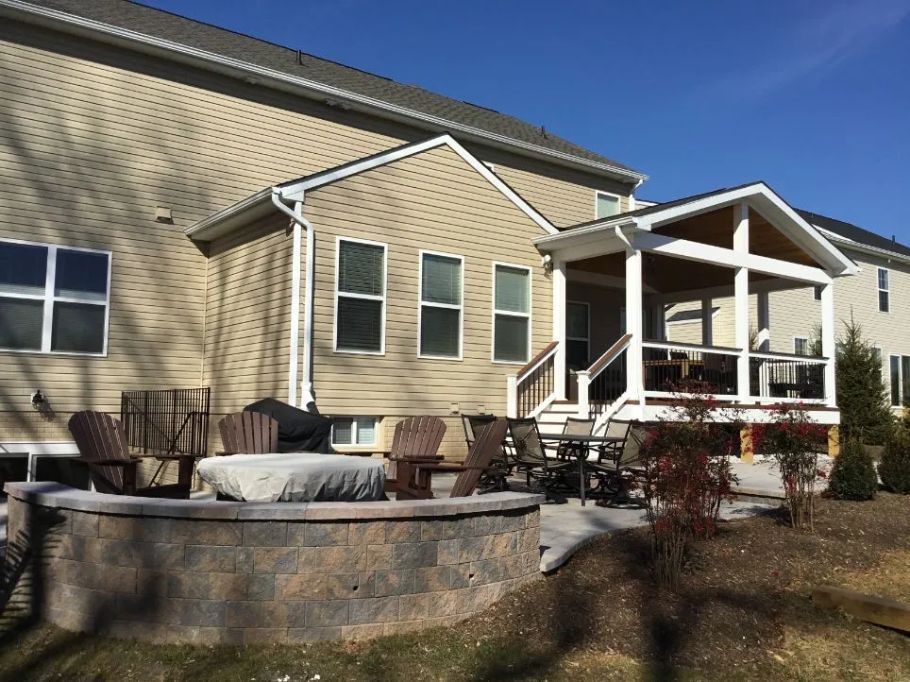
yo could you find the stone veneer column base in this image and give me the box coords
[3,482,542,644]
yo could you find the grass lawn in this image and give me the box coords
[1,493,908,681]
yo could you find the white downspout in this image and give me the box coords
[271,190,316,409]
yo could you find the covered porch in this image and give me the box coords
[508,183,857,431]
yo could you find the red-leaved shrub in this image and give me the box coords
[639,381,741,590]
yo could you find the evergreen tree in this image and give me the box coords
[835,320,894,444]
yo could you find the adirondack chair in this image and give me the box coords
[389,419,508,500]
[68,411,196,498]
[382,416,447,499]
[218,411,280,455]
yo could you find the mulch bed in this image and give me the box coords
[462,492,910,678]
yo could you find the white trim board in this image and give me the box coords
[186,134,558,241]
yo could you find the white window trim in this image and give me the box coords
[333,236,387,356]
[417,249,464,361]
[0,237,112,357]
[331,416,378,448]
[793,336,810,356]
[594,190,622,219]
[566,300,590,367]
[878,267,890,313]
[890,353,906,408]
[491,261,532,365]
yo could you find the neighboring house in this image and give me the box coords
[664,209,910,412]
[0,0,866,471]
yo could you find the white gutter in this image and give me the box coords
[0,0,646,186]
[270,191,315,409]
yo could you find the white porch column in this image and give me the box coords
[701,298,713,347]
[552,258,567,400]
[756,291,771,352]
[625,248,644,402]
[820,282,837,407]
[733,203,751,400]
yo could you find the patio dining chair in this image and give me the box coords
[594,419,631,463]
[588,422,648,502]
[68,411,196,498]
[553,417,595,459]
[218,411,280,455]
[506,417,573,490]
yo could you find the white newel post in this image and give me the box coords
[820,282,837,407]
[576,370,591,418]
[506,375,518,418]
[625,247,644,402]
[552,258,567,400]
[733,203,751,400]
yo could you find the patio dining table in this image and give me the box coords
[538,433,625,506]
[196,452,385,503]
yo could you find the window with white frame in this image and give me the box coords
[794,337,810,356]
[890,354,910,407]
[331,416,377,446]
[493,263,530,363]
[0,240,110,355]
[595,191,620,219]
[335,238,386,353]
[878,267,890,312]
[566,301,590,370]
[419,252,463,359]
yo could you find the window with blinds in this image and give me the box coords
[493,263,530,363]
[0,239,110,355]
[335,238,386,353]
[419,252,463,359]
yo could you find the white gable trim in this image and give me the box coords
[535,182,858,277]
[277,134,557,235]
[187,135,558,240]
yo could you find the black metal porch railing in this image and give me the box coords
[517,350,556,417]
[749,356,826,400]
[588,347,627,412]
[120,387,211,458]
[642,344,739,395]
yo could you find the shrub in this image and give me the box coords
[639,381,741,590]
[879,428,910,494]
[828,439,878,500]
[753,404,828,531]
[835,321,894,445]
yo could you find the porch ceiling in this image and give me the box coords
[568,252,777,295]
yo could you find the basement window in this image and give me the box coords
[332,417,377,446]
[0,239,110,355]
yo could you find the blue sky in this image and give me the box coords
[145,0,910,242]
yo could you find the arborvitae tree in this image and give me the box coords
[835,320,894,445]
[828,438,878,500]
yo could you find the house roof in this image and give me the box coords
[186,134,557,241]
[796,209,910,261]
[9,0,644,183]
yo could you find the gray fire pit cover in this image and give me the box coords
[197,452,385,502]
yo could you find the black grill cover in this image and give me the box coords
[244,398,333,454]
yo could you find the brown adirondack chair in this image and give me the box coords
[382,416,447,500]
[390,419,508,500]
[218,411,280,455]
[68,411,196,498]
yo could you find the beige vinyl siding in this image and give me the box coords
[302,145,552,455]
[0,19,631,450]
[202,215,294,426]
